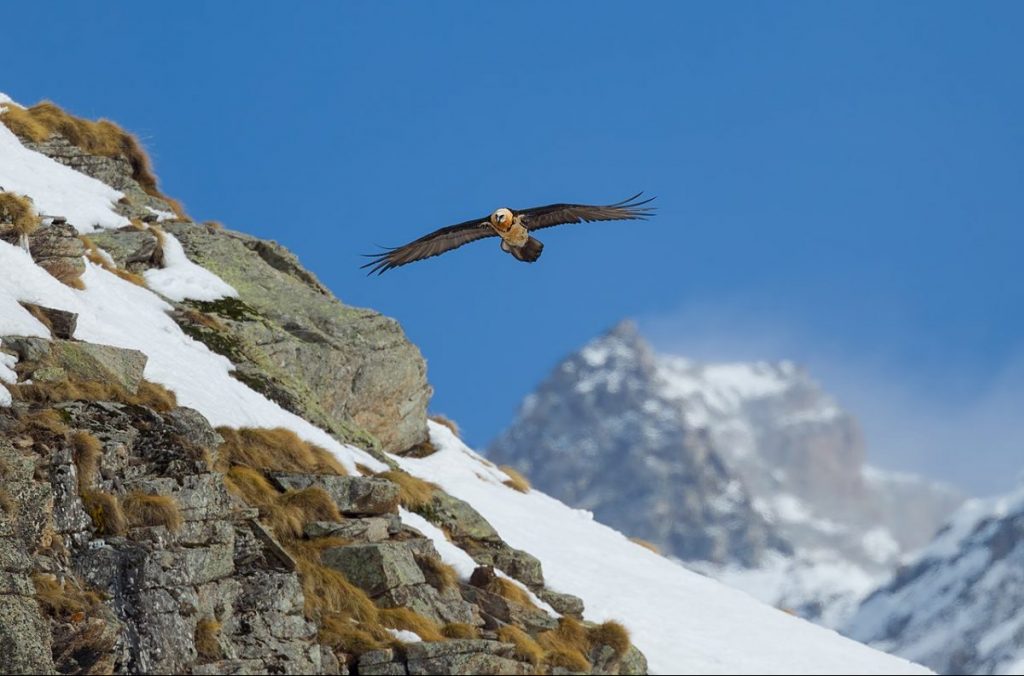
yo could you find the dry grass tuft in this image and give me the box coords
[378,607,445,642]
[62,276,86,291]
[17,408,69,436]
[319,614,393,655]
[402,438,439,458]
[202,220,224,230]
[289,544,380,623]
[491,577,538,609]
[500,465,531,493]
[72,430,103,489]
[429,414,461,438]
[416,554,460,591]
[629,537,661,555]
[377,470,436,511]
[194,618,223,660]
[0,191,39,235]
[11,376,177,412]
[81,490,128,536]
[181,308,225,331]
[216,427,346,475]
[122,492,183,532]
[1,101,162,196]
[32,573,104,619]
[497,625,545,667]
[590,620,631,658]
[441,622,478,639]
[538,617,592,672]
[277,486,342,524]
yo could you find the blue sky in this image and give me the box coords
[4,2,1022,493]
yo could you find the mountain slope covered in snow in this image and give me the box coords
[490,321,962,627]
[845,484,1024,675]
[0,94,930,675]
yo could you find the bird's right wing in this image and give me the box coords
[361,216,496,275]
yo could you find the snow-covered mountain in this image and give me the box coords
[845,483,1024,675]
[0,93,930,674]
[490,320,962,627]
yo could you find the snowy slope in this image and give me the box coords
[845,484,1024,675]
[402,423,929,675]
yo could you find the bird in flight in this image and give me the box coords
[361,192,655,275]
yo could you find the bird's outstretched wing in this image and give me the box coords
[518,192,656,231]
[361,216,495,275]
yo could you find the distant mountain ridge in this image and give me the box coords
[489,320,962,626]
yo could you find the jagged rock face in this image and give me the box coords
[845,486,1024,675]
[488,321,789,566]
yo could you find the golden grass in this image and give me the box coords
[62,276,86,290]
[11,376,177,412]
[590,620,631,658]
[32,573,104,619]
[1,101,161,196]
[216,427,347,475]
[0,191,39,235]
[378,607,445,642]
[72,430,103,489]
[417,554,460,591]
[81,490,128,536]
[492,577,538,608]
[181,307,225,331]
[319,614,392,654]
[203,220,224,230]
[17,408,69,436]
[538,617,591,672]
[429,414,461,438]
[122,492,183,532]
[277,486,342,524]
[194,618,223,660]
[497,625,545,667]
[500,465,531,493]
[289,544,379,623]
[441,622,478,639]
[629,537,662,555]
[377,470,436,510]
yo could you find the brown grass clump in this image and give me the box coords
[416,554,460,591]
[72,430,103,489]
[0,191,39,235]
[11,376,177,412]
[319,614,392,654]
[202,220,224,231]
[180,308,225,331]
[32,573,104,619]
[491,577,537,609]
[62,276,86,290]
[81,490,128,536]
[402,438,439,458]
[0,101,161,196]
[378,607,445,642]
[122,492,183,532]
[500,465,531,494]
[216,427,347,475]
[629,537,661,555]
[17,408,69,436]
[590,620,631,658]
[497,625,545,667]
[538,617,592,672]
[277,487,342,524]
[290,546,380,623]
[194,618,223,660]
[429,414,461,438]
[441,622,478,639]
[377,470,436,511]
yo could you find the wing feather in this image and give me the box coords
[361,217,495,275]
[518,192,656,231]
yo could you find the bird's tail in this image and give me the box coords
[511,237,544,263]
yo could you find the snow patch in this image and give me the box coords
[144,231,237,302]
[387,628,423,643]
[0,111,129,231]
[145,206,176,222]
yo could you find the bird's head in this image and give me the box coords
[490,208,513,230]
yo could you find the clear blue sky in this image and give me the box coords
[4,2,1022,493]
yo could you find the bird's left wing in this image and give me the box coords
[361,216,495,275]
[518,192,656,231]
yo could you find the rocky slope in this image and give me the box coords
[845,483,1024,675]
[0,95,931,675]
[489,321,962,626]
